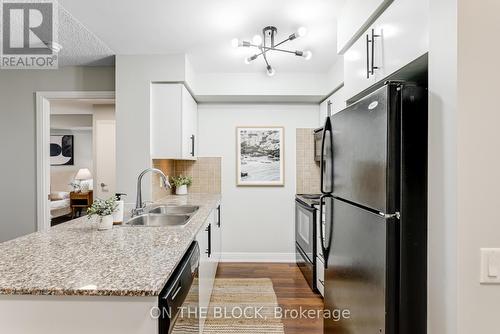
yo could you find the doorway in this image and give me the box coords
[36,91,115,231]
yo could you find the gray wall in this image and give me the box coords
[0,67,115,242]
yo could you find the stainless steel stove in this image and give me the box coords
[295,193,321,293]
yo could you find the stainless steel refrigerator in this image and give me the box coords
[319,82,427,334]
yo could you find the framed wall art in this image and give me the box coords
[236,127,284,186]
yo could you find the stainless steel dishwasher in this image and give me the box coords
[158,241,200,334]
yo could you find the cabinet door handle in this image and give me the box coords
[206,223,212,258]
[366,34,370,79]
[190,135,195,157]
[217,205,221,228]
[370,29,380,75]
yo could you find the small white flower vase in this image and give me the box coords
[98,214,114,230]
[176,185,188,195]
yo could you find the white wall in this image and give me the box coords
[325,59,344,93]
[50,129,93,192]
[429,0,500,332]
[115,54,187,202]
[93,105,116,199]
[428,0,458,332]
[192,72,333,102]
[456,0,500,332]
[0,66,114,242]
[198,104,319,261]
[50,114,92,129]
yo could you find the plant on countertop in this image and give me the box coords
[87,197,118,218]
[171,175,193,188]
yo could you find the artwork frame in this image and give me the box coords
[50,135,74,166]
[236,126,284,187]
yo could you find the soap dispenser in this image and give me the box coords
[113,193,127,225]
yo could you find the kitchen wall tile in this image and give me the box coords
[296,128,320,194]
[152,157,222,200]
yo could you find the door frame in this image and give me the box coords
[36,91,115,232]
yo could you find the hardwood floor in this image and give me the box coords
[216,263,324,334]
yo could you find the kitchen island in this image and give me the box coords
[0,193,221,334]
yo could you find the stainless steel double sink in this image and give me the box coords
[124,205,199,227]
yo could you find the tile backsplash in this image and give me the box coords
[296,128,321,194]
[152,157,222,200]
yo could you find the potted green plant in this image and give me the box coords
[171,175,192,195]
[87,196,118,230]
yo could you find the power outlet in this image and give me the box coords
[480,248,500,284]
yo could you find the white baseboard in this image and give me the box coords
[220,252,296,263]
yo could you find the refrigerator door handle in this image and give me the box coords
[320,117,333,195]
[319,194,333,267]
[379,212,400,220]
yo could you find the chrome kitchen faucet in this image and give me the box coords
[133,168,171,217]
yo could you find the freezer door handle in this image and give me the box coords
[379,212,400,220]
[320,117,333,195]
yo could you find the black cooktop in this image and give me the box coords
[298,194,321,200]
[296,194,321,207]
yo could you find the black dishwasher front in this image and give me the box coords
[159,241,200,334]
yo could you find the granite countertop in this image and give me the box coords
[0,194,221,297]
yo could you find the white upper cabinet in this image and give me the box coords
[371,0,429,82]
[337,0,394,54]
[151,83,198,159]
[344,34,377,101]
[343,0,429,101]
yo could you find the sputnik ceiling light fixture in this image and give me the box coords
[231,26,312,76]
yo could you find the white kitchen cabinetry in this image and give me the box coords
[337,0,394,54]
[343,0,429,101]
[212,205,222,262]
[151,83,198,159]
[196,206,221,332]
[319,86,347,126]
[344,34,377,101]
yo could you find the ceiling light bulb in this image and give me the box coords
[303,50,312,60]
[252,34,263,46]
[266,65,275,77]
[231,38,240,48]
[297,27,308,38]
[245,54,258,64]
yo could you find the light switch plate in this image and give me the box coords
[480,248,500,284]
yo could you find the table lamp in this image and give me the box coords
[75,168,92,194]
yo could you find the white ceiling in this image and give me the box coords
[59,0,345,73]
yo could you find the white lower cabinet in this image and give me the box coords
[196,206,222,332]
[316,206,325,297]
[212,205,222,262]
[316,256,325,297]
